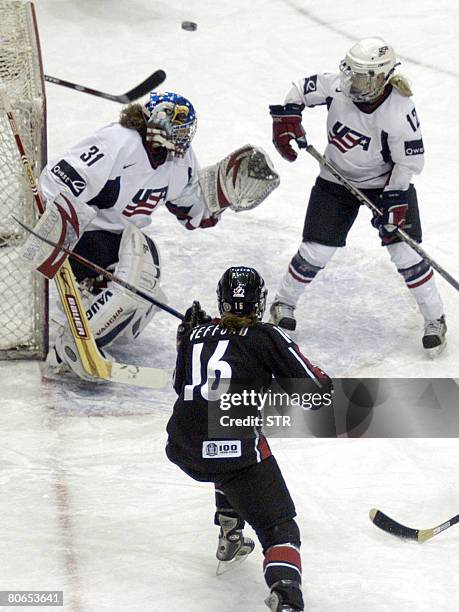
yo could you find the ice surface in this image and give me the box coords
[0,1,458,610]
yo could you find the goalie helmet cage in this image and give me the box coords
[0,0,48,359]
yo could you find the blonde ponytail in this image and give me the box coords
[389,74,413,97]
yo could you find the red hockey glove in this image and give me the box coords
[371,190,408,243]
[269,104,307,162]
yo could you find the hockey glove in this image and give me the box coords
[269,103,307,162]
[371,190,408,243]
[176,300,212,347]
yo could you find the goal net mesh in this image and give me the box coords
[0,0,48,358]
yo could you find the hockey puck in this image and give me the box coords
[181,21,197,31]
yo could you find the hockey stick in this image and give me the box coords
[13,217,185,321]
[1,85,168,389]
[44,69,166,104]
[306,145,459,293]
[369,508,459,543]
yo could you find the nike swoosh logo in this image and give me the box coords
[123,163,136,169]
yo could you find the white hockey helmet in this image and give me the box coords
[339,37,399,102]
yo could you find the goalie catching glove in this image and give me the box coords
[198,144,280,216]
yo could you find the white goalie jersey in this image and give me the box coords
[39,122,214,233]
[285,73,424,191]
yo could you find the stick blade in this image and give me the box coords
[120,69,167,103]
[369,508,420,541]
[108,362,170,389]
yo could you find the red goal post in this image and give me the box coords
[0,0,48,359]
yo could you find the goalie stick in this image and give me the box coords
[44,69,166,104]
[369,508,459,543]
[1,84,168,389]
[13,216,185,321]
[306,145,459,293]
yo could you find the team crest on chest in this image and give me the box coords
[122,186,168,218]
[328,121,371,153]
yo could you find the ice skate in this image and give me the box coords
[215,515,255,575]
[269,302,296,331]
[422,315,447,358]
[265,580,303,611]
[265,592,300,611]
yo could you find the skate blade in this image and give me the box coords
[425,339,447,359]
[216,550,251,576]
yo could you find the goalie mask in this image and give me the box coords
[339,37,399,102]
[217,266,267,319]
[144,91,197,157]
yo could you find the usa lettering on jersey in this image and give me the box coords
[122,186,169,218]
[328,121,371,153]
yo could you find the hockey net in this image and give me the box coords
[0,0,48,359]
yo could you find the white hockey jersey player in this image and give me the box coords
[22,91,280,380]
[268,38,446,356]
[284,72,424,191]
[39,122,215,234]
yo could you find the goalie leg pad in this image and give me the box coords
[53,325,102,382]
[87,224,163,347]
[53,225,164,378]
[19,192,97,279]
[198,144,280,215]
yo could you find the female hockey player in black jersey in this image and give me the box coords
[166,266,332,612]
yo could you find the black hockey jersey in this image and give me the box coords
[166,321,331,478]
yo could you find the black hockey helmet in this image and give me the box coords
[217,267,267,319]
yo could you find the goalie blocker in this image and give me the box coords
[20,192,96,279]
